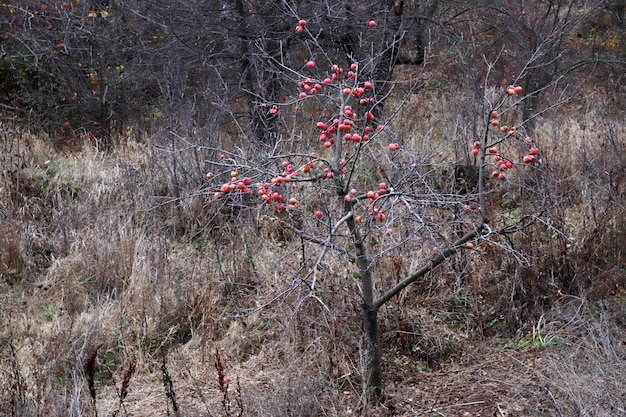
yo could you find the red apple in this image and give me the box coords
[368,20,377,28]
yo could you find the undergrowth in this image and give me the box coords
[0,90,625,416]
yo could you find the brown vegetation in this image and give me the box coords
[1,87,625,415]
[1,0,625,415]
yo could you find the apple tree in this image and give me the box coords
[199,11,555,399]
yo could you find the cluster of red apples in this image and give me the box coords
[256,160,303,212]
[212,19,539,224]
[468,85,539,181]
[209,170,252,197]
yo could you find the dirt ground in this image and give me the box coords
[383,347,562,416]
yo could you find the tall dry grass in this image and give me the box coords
[0,85,625,416]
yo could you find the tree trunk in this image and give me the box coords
[344,204,383,399]
[522,76,540,137]
[339,190,383,400]
[363,306,382,398]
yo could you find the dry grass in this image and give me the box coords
[540,298,626,416]
[1,87,625,416]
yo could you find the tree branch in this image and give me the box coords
[372,224,484,311]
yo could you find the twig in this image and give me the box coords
[161,350,180,417]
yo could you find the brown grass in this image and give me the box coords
[1,87,625,416]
